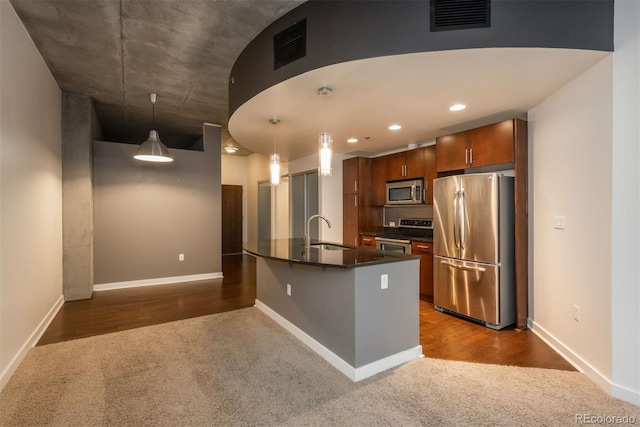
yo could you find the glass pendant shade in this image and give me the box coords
[319,132,333,176]
[270,153,281,185]
[134,130,173,162]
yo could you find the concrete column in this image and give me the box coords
[61,92,98,300]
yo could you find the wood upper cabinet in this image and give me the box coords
[343,157,360,195]
[436,130,471,172]
[436,119,520,172]
[469,120,515,167]
[371,156,387,206]
[386,148,425,181]
[423,145,436,204]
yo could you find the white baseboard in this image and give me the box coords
[94,272,223,291]
[529,319,618,398]
[255,299,422,382]
[1,295,64,391]
[530,320,640,405]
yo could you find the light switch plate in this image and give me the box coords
[554,215,566,230]
[381,274,388,290]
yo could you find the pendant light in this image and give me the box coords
[318,86,333,176]
[269,117,281,185]
[134,93,173,163]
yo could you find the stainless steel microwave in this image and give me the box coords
[386,179,424,205]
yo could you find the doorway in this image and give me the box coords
[222,184,243,255]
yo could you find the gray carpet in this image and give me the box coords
[1,307,638,426]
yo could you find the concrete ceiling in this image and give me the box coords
[9,0,304,154]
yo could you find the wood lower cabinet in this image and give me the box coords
[343,193,359,246]
[412,241,433,300]
[360,235,376,248]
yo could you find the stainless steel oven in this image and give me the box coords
[375,237,412,254]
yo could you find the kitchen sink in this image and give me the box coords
[309,243,351,251]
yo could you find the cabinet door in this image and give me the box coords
[371,157,387,206]
[470,120,514,168]
[343,157,359,194]
[360,235,376,248]
[404,148,425,179]
[423,145,436,204]
[413,242,434,298]
[386,152,406,181]
[343,193,359,246]
[436,131,471,172]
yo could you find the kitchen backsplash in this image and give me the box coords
[383,205,433,227]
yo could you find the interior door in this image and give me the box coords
[222,184,243,255]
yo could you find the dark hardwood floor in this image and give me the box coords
[38,254,575,371]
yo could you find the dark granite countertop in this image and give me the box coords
[244,238,418,269]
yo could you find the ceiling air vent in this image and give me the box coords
[274,19,306,70]
[430,0,491,32]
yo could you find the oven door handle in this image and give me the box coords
[376,238,411,245]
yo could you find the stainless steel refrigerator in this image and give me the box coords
[433,173,515,330]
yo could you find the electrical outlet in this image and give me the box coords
[381,274,388,290]
[573,304,581,322]
[179,253,185,261]
[287,283,291,296]
[554,215,566,230]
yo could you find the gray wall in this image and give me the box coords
[256,256,419,368]
[93,124,221,284]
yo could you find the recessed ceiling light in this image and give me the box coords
[224,146,238,153]
[347,138,358,143]
[388,124,402,130]
[449,104,466,112]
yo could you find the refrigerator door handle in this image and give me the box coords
[459,189,466,250]
[453,190,459,251]
[439,260,487,273]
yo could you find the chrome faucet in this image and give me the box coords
[304,214,332,249]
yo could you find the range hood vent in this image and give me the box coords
[430,0,491,32]
[274,19,306,70]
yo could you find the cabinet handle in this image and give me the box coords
[465,149,469,165]
[354,180,357,192]
[469,148,473,164]
[354,195,357,207]
[416,245,430,250]
[355,237,358,245]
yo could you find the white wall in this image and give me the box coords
[222,154,249,243]
[528,46,640,400]
[245,153,270,243]
[610,0,640,405]
[0,2,63,390]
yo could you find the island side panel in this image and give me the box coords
[256,257,356,366]
[354,259,420,368]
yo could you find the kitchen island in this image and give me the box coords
[244,238,422,381]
